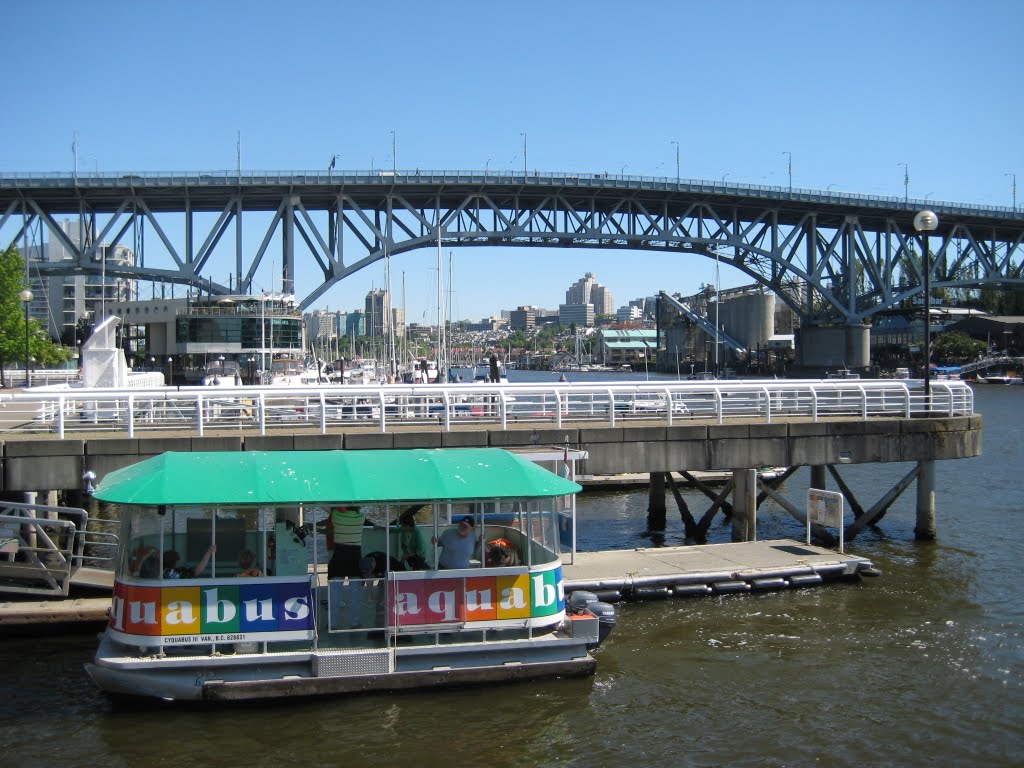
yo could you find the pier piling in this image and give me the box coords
[914,460,937,541]
[647,472,667,532]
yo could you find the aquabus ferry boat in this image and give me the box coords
[86,448,613,702]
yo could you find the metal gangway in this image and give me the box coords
[959,356,1024,377]
[0,501,118,597]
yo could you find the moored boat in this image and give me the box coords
[402,358,439,384]
[261,357,305,386]
[201,358,243,386]
[86,448,613,702]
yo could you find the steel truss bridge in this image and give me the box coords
[2,170,1022,321]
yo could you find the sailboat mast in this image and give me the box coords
[386,240,396,379]
[402,270,407,370]
[437,222,445,379]
[447,252,454,373]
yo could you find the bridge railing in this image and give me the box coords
[1,169,1020,217]
[0,380,974,439]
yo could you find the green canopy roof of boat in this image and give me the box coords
[93,448,581,507]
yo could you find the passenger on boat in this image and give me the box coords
[327,506,365,579]
[130,545,160,578]
[432,516,479,569]
[485,538,520,567]
[163,545,215,579]
[238,549,262,577]
[398,509,428,570]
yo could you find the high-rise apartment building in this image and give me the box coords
[364,289,391,337]
[565,272,614,317]
[22,219,136,342]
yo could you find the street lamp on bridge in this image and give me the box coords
[1006,172,1017,211]
[899,162,909,204]
[914,209,939,407]
[18,289,32,387]
[671,140,680,183]
[782,151,792,192]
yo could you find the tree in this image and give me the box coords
[932,331,985,364]
[0,245,70,386]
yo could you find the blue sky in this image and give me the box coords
[4,0,1021,322]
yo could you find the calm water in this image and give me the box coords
[1,380,1021,767]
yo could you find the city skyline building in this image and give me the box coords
[558,303,595,327]
[565,272,614,320]
[23,219,136,342]
[364,289,390,338]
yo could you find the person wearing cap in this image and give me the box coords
[327,505,365,579]
[432,516,479,569]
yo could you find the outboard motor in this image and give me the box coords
[566,590,616,648]
[588,600,616,645]
[568,590,598,614]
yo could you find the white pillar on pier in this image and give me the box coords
[731,468,757,542]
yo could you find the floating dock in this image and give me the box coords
[0,596,109,628]
[563,538,873,598]
[0,539,873,631]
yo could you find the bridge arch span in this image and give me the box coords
[2,171,1021,322]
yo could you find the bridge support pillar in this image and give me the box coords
[810,465,827,492]
[914,460,937,541]
[731,469,757,542]
[647,473,666,533]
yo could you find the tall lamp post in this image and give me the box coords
[18,289,32,387]
[914,209,939,408]
[167,356,174,387]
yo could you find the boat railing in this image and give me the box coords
[0,379,974,438]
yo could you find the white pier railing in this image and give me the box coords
[0,379,974,439]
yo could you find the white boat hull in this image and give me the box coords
[87,629,596,702]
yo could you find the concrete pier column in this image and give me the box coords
[647,472,666,532]
[810,465,827,491]
[731,469,757,542]
[22,491,38,548]
[44,490,58,520]
[914,460,937,541]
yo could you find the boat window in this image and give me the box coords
[118,504,312,580]
[120,506,164,578]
